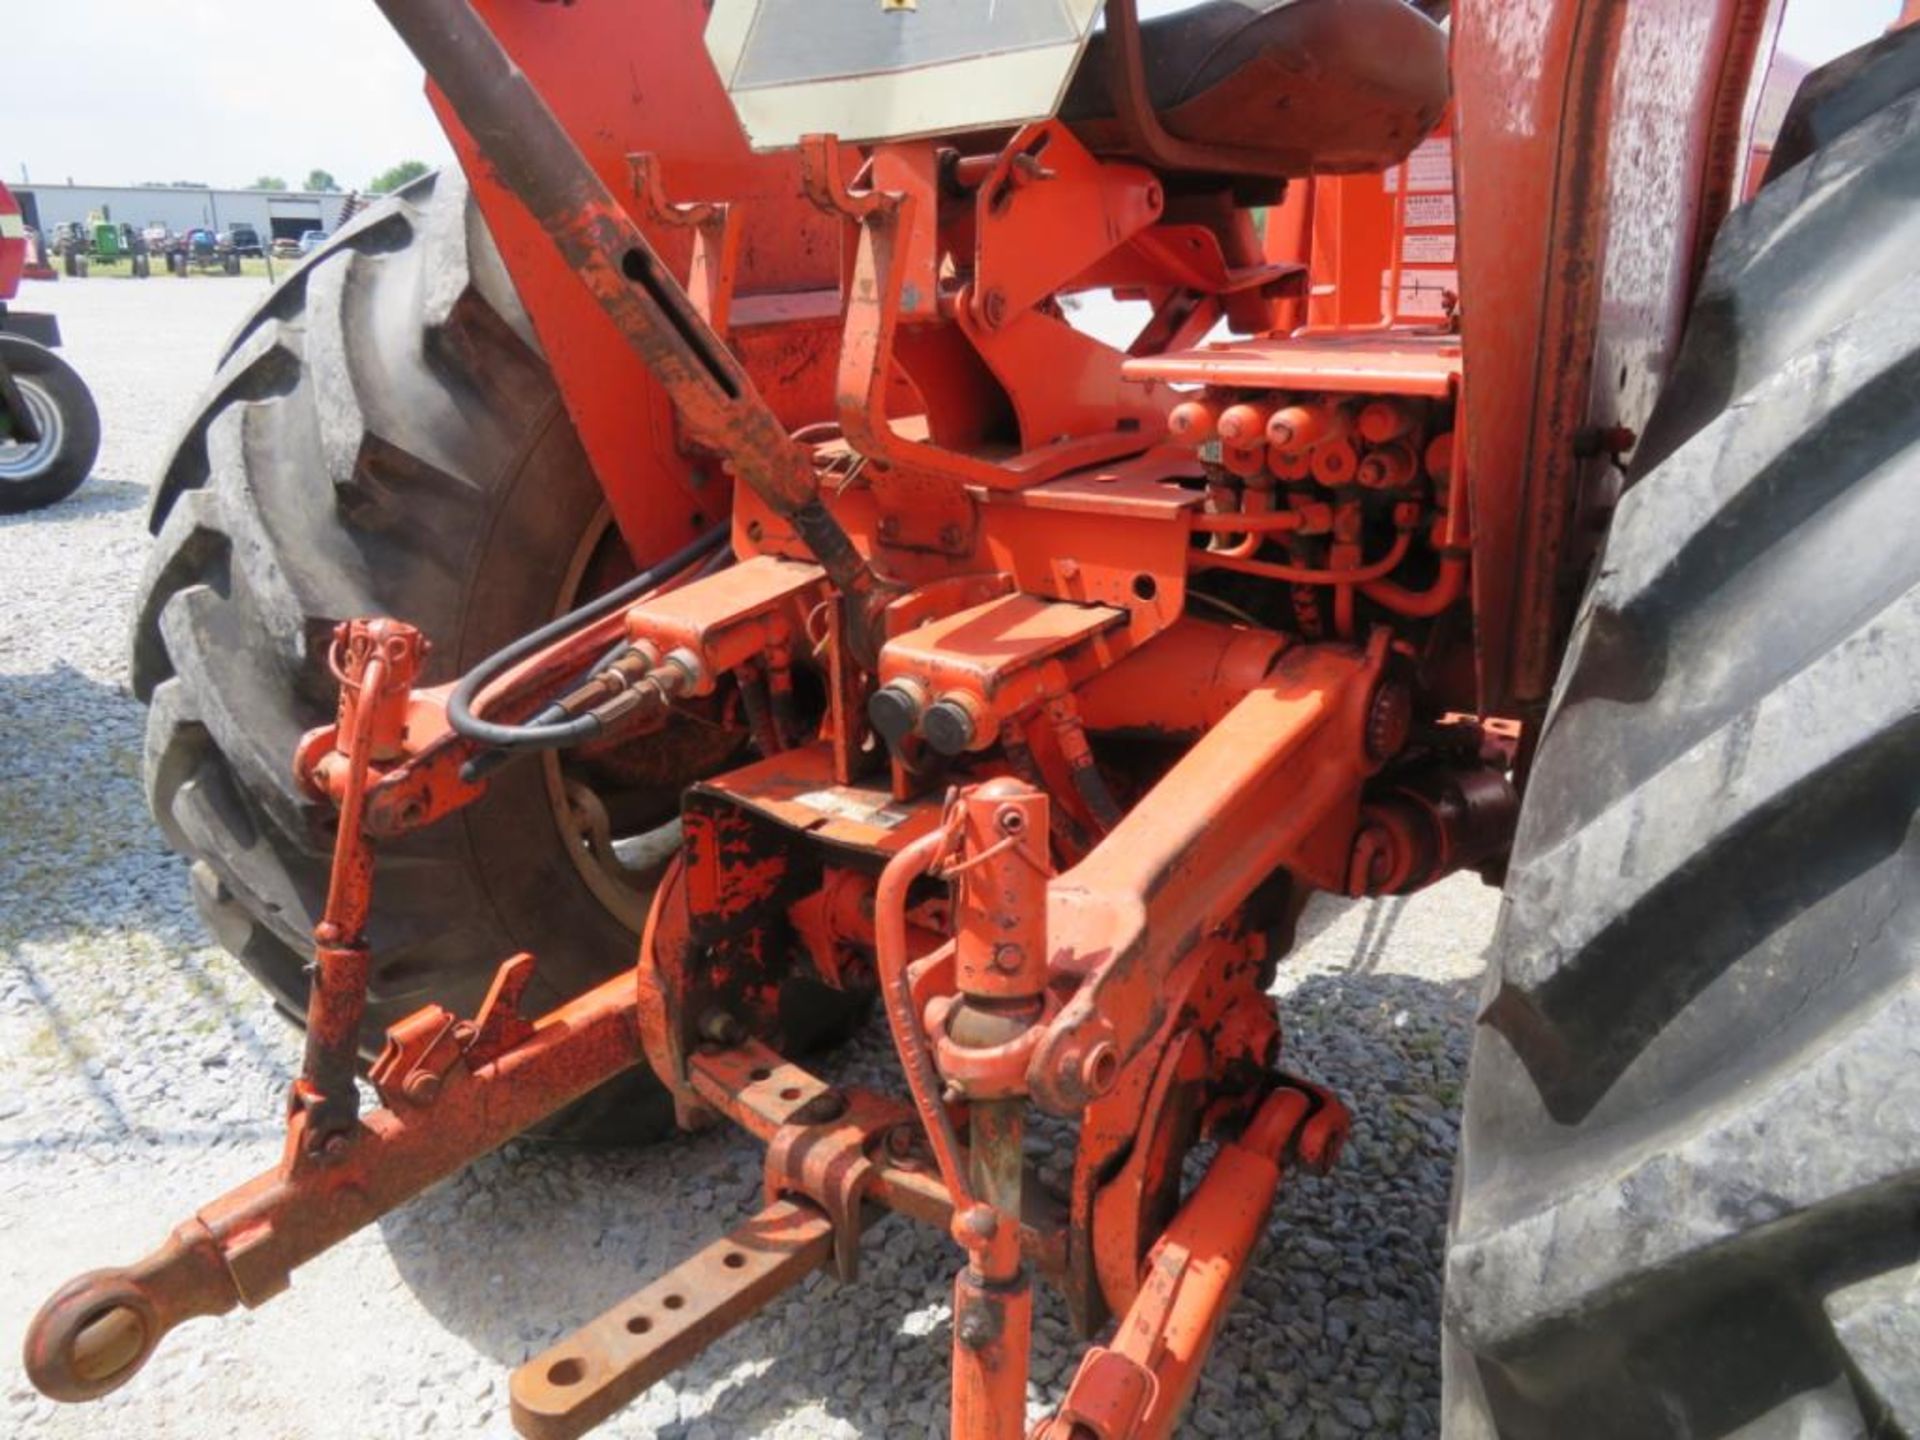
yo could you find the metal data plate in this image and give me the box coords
[705,0,1104,150]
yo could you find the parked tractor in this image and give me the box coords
[24,2,1920,1436]
[0,181,100,513]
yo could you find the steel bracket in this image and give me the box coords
[628,152,739,337]
[764,1088,908,1283]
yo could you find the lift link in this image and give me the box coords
[295,617,427,1153]
[1039,1085,1350,1439]
[938,780,1054,1440]
[22,618,648,1406]
[865,779,1355,1440]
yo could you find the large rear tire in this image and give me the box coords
[1443,35,1920,1439]
[130,170,679,1142]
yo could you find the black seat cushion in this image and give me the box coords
[1061,0,1449,178]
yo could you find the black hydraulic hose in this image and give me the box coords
[457,636,641,786]
[448,523,728,754]
[532,542,734,728]
[531,635,638,725]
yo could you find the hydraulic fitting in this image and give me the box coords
[867,677,931,749]
[923,693,988,756]
[1266,399,1340,451]
[1357,441,1418,491]
[1357,399,1414,444]
[1167,398,1221,442]
[1215,400,1273,448]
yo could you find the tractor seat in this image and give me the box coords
[1060,0,1450,179]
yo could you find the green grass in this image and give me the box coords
[67,255,288,283]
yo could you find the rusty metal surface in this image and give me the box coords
[1038,1086,1344,1439]
[293,618,428,1149]
[448,0,838,561]
[1451,0,1782,710]
[1030,640,1386,1113]
[32,0,1797,1432]
[380,0,884,655]
[950,1261,1034,1440]
[689,1039,838,1141]
[1090,1028,1208,1318]
[621,555,828,693]
[977,476,1194,644]
[1075,618,1290,740]
[878,593,1130,757]
[797,128,1183,502]
[24,966,645,1404]
[510,1201,837,1440]
[628,152,741,338]
[972,122,1163,324]
[765,1086,907,1283]
[692,747,945,854]
[1066,928,1278,1330]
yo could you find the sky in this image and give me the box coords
[3,1,452,191]
[0,0,1903,193]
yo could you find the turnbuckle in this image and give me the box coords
[23,615,655,1406]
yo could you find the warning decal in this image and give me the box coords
[1384,136,1453,195]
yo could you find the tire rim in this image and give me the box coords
[541,507,719,934]
[0,377,63,482]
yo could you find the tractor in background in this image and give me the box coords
[0,180,99,513]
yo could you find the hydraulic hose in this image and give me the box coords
[448,523,728,753]
[1191,528,1413,586]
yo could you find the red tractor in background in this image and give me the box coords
[0,180,99,512]
[24,2,1920,1437]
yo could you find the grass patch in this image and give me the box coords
[67,256,288,283]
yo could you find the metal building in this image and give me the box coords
[10,183,358,242]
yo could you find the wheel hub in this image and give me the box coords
[542,509,743,935]
[0,377,63,481]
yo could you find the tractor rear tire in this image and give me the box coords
[129,169,676,1143]
[0,334,100,514]
[1442,40,1920,1439]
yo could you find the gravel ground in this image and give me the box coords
[0,271,1502,1439]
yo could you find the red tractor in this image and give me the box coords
[25,2,1920,1436]
[0,180,99,512]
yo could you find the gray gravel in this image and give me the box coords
[0,270,1501,1438]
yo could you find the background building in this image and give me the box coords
[10,182,357,240]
